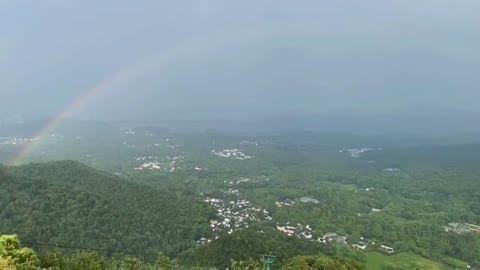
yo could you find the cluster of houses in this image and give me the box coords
[344,236,394,254]
[202,197,272,240]
[352,238,370,250]
[235,177,251,184]
[350,237,391,253]
[124,130,164,137]
[340,148,375,158]
[274,222,396,254]
[273,196,319,207]
[135,156,158,161]
[275,199,296,207]
[196,237,212,246]
[381,244,395,254]
[318,232,348,244]
[211,149,254,160]
[134,161,163,170]
[240,140,259,146]
[223,188,240,196]
[0,136,40,145]
[299,197,320,204]
[275,223,348,244]
[222,176,270,186]
[227,176,270,186]
[223,178,250,185]
[357,208,384,217]
[167,155,184,172]
[133,155,184,172]
[276,223,315,240]
[444,222,480,234]
[359,187,375,192]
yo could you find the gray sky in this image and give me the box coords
[1,0,480,124]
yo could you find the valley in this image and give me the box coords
[1,122,479,269]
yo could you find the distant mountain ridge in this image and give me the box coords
[0,118,120,138]
[3,115,480,146]
[362,142,480,168]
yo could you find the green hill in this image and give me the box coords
[0,161,214,260]
[1,233,364,270]
[177,224,338,269]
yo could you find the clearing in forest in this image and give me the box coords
[365,252,448,270]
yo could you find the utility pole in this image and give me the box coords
[261,253,276,270]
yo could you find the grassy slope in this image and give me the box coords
[365,252,448,270]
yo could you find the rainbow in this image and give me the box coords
[9,26,275,165]
[10,69,139,164]
[10,44,182,165]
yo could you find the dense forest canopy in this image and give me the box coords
[0,161,214,260]
[0,234,363,269]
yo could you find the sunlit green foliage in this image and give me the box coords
[0,234,39,269]
[177,225,336,269]
[284,255,364,270]
[0,235,359,269]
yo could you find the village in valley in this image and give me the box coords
[2,126,478,269]
[211,149,254,160]
[3,133,405,256]
[133,155,184,172]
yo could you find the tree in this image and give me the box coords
[230,259,263,270]
[284,255,364,270]
[156,253,181,269]
[0,234,39,269]
[0,257,15,270]
[372,224,383,239]
[349,231,361,245]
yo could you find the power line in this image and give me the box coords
[21,241,160,257]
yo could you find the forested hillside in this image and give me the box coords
[0,233,188,270]
[177,224,337,268]
[0,161,214,260]
[1,234,363,270]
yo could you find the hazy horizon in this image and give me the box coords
[2,1,480,133]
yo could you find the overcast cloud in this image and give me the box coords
[1,1,480,126]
